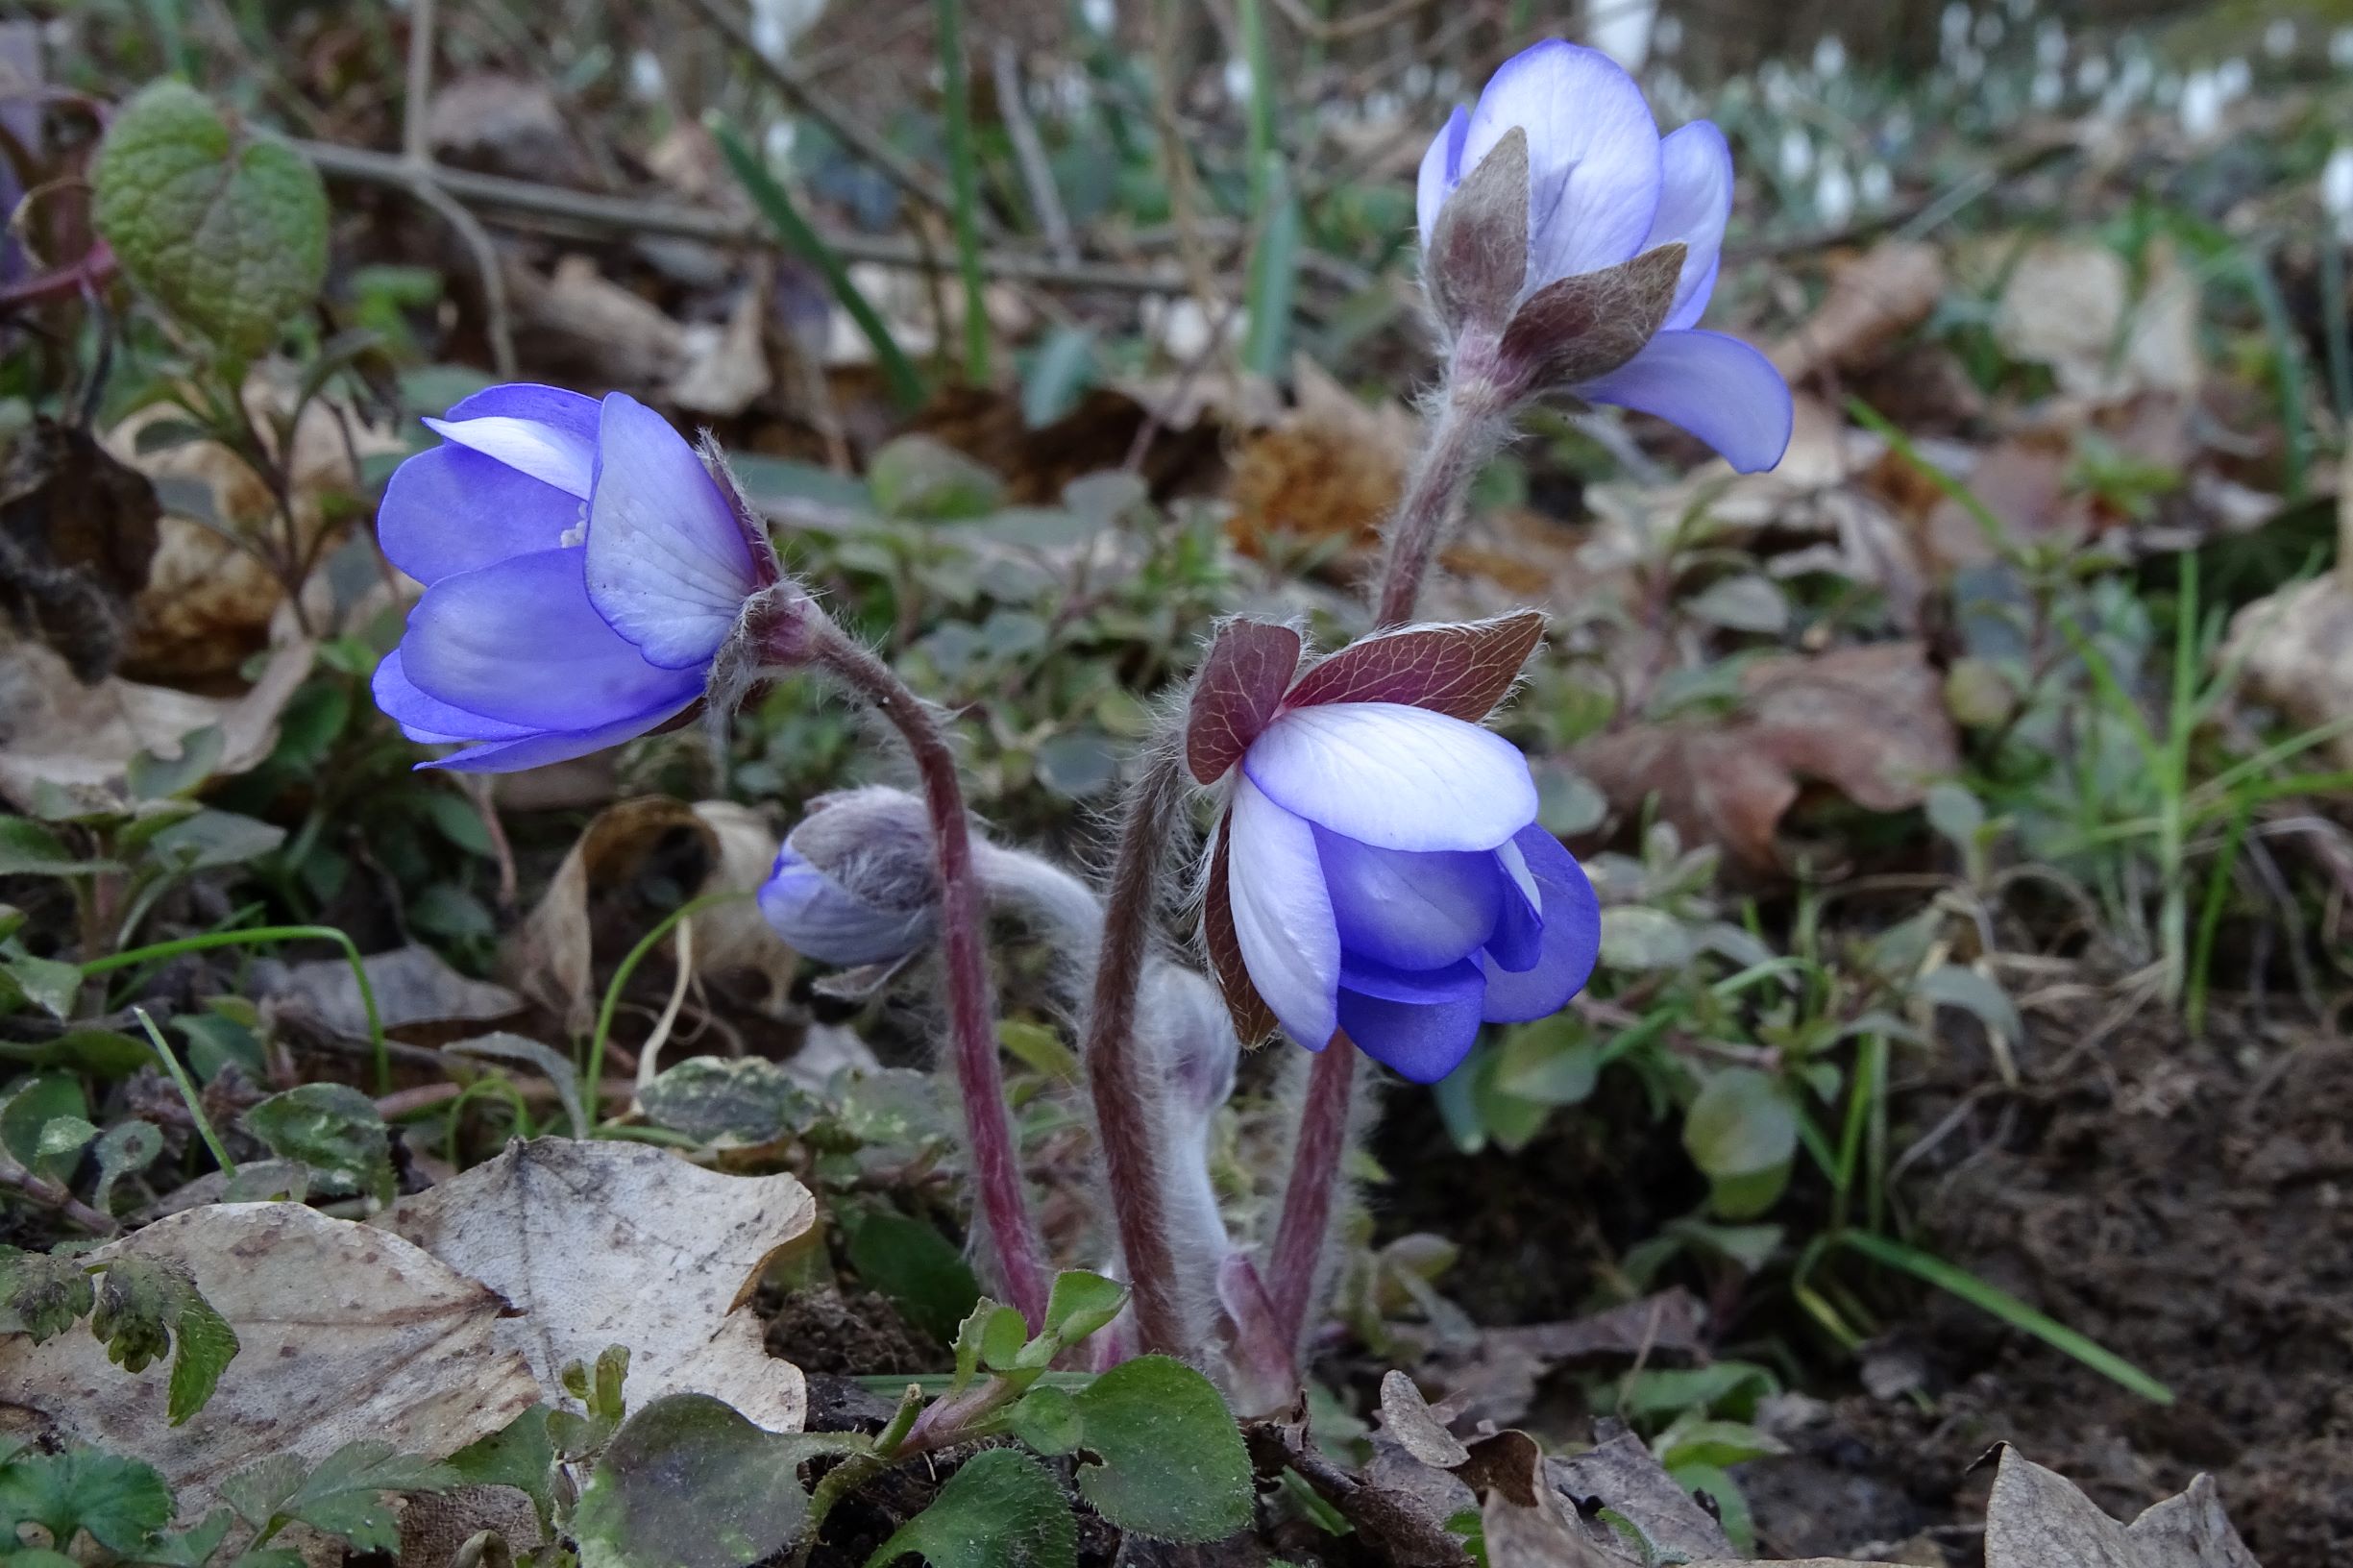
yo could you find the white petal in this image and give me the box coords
[1461,39,1662,284]
[583,393,762,670]
[1242,702,1537,852]
[1227,778,1340,1050]
[1645,121,1732,329]
[423,414,596,500]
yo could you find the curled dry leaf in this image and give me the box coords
[1377,1370,1470,1470]
[0,636,312,813]
[1577,642,1960,870]
[1454,1431,1619,1568]
[1982,236,2202,404]
[1546,1427,1734,1563]
[1226,357,1417,561]
[2223,452,2353,769]
[1769,239,1947,384]
[1983,1446,2258,1568]
[0,416,161,682]
[379,1139,815,1433]
[0,1202,539,1515]
[266,942,523,1044]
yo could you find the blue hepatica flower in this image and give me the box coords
[1195,617,1601,1085]
[1418,38,1794,474]
[371,383,770,772]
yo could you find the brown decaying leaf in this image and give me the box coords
[1577,642,1960,870]
[1434,1288,1708,1428]
[1378,1369,1470,1470]
[1547,1428,1736,1563]
[1284,611,1544,723]
[1187,618,1304,784]
[1225,358,1416,560]
[1501,242,1685,392]
[0,636,312,813]
[380,1139,815,1433]
[1983,1446,2259,1568]
[1455,1432,1618,1568]
[1202,817,1277,1046]
[266,942,523,1044]
[1988,237,2202,404]
[0,1203,540,1516]
[0,417,160,682]
[1769,240,1947,384]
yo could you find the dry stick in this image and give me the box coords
[798,616,1051,1328]
[992,41,1077,265]
[395,0,517,377]
[1076,746,1192,1355]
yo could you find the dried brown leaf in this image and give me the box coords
[1983,1446,2258,1568]
[0,1203,539,1515]
[1501,244,1685,391]
[0,417,159,681]
[380,1139,814,1432]
[1378,1369,1470,1470]
[1769,240,1947,383]
[1202,816,1277,1045]
[1990,238,2202,403]
[1548,1427,1735,1563]
[1284,612,1544,723]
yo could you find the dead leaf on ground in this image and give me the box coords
[1770,240,1948,383]
[1378,1369,1471,1469]
[0,636,313,813]
[1547,1426,1736,1564]
[669,273,775,418]
[1434,1288,1707,1427]
[504,796,789,1035]
[380,1139,814,1433]
[427,72,588,186]
[1982,1445,2259,1568]
[1226,356,1415,562]
[1906,432,2095,572]
[0,416,160,681]
[1457,1431,1623,1568]
[0,1202,539,1516]
[509,256,688,390]
[2222,451,2353,768]
[1987,236,2202,404]
[1577,642,1959,870]
[264,942,525,1045]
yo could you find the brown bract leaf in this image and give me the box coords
[1576,643,1958,869]
[1500,243,1683,393]
[380,1139,815,1433]
[1547,1427,1735,1562]
[1242,1416,1471,1568]
[1984,1446,2258,1568]
[1455,1432,1620,1568]
[1426,128,1529,340]
[1202,817,1277,1045]
[1769,240,1947,383]
[1187,618,1303,784]
[1284,612,1544,723]
[0,1203,540,1516]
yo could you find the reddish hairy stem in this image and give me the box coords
[802,619,1050,1327]
[1264,1042,1355,1354]
[1077,745,1190,1355]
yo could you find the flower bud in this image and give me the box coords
[758,788,939,966]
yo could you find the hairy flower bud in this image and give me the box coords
[759,788,939,966]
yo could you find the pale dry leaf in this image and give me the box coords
[268,942,524,1041]
[2222,448,2353,768]
[1548,1428,1735,1563]
[1984,1446,2259,1568]
[380,1139,815,1432]
[1378,1370,1471,1470]
[0,1202,539,1515]
[670,277,775,417]
[512,257,688,389]
[1991,237,2202,403]
[1770,240,1947,383]
[0,636,312,812]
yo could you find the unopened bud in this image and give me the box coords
[758,788,939,966]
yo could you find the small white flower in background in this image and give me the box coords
[1814,157,1856,230]
[2031,68,2063,110]
[1777,125,1815,184]
[1760,61,1796,113]
[1859,161,1894,208]
[1589,0,1657,71]
[763,118,797,168]
[2154,70,2182,107]
[1974,10,2005,48]
[1941,3,1973,62]
[2076,55,2110,94]
[1813,35,1848,80]
[1403,62,1434,98]
[626,49,665,102]
[1365,88,1402,122]
[2332,27,2353,67]
[1142,296,1240,362]
[2215,58,2250,101]
[1885,107,1914,145]
[1049,64,1089,115]
[748,0,822,62]
[1222,56,1253,104]
[1080,0,1115,37]
[2179,70,2222,140]
[1654,14,1683,55]
[1952,45,1986,86]
[2005,0,2031,17]
[2035,21,2067,67]
[2323,146,2353,243]
[1434,68,1462,98]
[2264,19,2295,59]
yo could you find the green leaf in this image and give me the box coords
[4,1076,88,1181]
[166,1286,237,1424]
[1654,1417,1787,1470]
[1681,1068,1798,1221]
[3,956,84,1022]
[1493,1015,1601,1107]
[0,817,110,876]
[949,1298,1011,1393]
[90,81,329,357]
[978,1304,1030,1373]
[34,1115,98,1164]
[0,1030,151,1076]
[1915,964,2022,1041]
[238,1083,390,1200]
[842,1206,981,1346]
[277,1441,456,1552]
[218,1454,305,1530]
[573,1394,815,1568]
[124,727,225,802]
[866,1449,1075,1568]
[446,1034,588,1142]
[0,1248,95,1341]
[638,1055,817,1146]
[1004,1385,1083,1457]
[447,1407,555,1518]
[1042,1270,1127,1349]
[867,435,1005,522]
[148,809,287,871]
[0,1449,173,1554]
[1067,1356,1251,1542]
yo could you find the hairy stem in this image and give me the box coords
[800,618,1050,1327]
[1265,1040,1355,1355]
[1077,743,1192,1356]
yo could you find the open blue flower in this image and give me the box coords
[1417,38,1793,474]
[371,383,768,771]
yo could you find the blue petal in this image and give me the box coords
[1461,39,1661,285]
[400,548,706,730]
[420,694,699,773]
[1480,826,1600,1023]
[377,442,579,585]
[1339,971,1487,1084]
[422,382,601,499]
[443,381,602,438]
[758,847,933,966]
[1242,702,1537,853]
[1483,838,1544,972]
[371,648,535,743]
[1416,104,1471,247]
[584,394,761,671]
[1316,826,1503,970]
[1644,121,1733,330]
[1575,329,1795,475]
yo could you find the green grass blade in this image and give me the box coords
[1837,1229,2173,1405]
[86,925,386,1094]
[2186,797,2251,1037]
[1848,398,2004,553]
[2240,247,2310,502]
[1236,0,1295,378]
[933,0,991,384]
[582,891,750,1131]
[714,117,926,410]
[2321,234,2352,423]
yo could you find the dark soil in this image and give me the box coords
[1374,995,2353,1566]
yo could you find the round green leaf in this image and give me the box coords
[1681,1068,1799,1221]
[91,81,329,358]
[1068,1356,1251,1543]
[865,1448,1075,1568]
[574,1395,814,1568]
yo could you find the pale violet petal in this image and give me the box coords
[441,382,601,440]
[1227,777,1341,1051]
[422,694,699,774]
[1416,104,1472,245]
[759,848,933,967]
[1645,121,1732,329]
[377,443,579,585]
[401,547,706,729]
[371,648,535,744]
[1315,827,1503,970]
[1242,702,1537,853]
[1576,329,1795,474]
[583,393,761,670]
[1461,39,1662,285]
[423,412,597,500]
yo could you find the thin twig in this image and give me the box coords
[0,1155,120,1237]
[992,41,1075,265]
[396,0,518,376]
[1262,0,1441,41]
